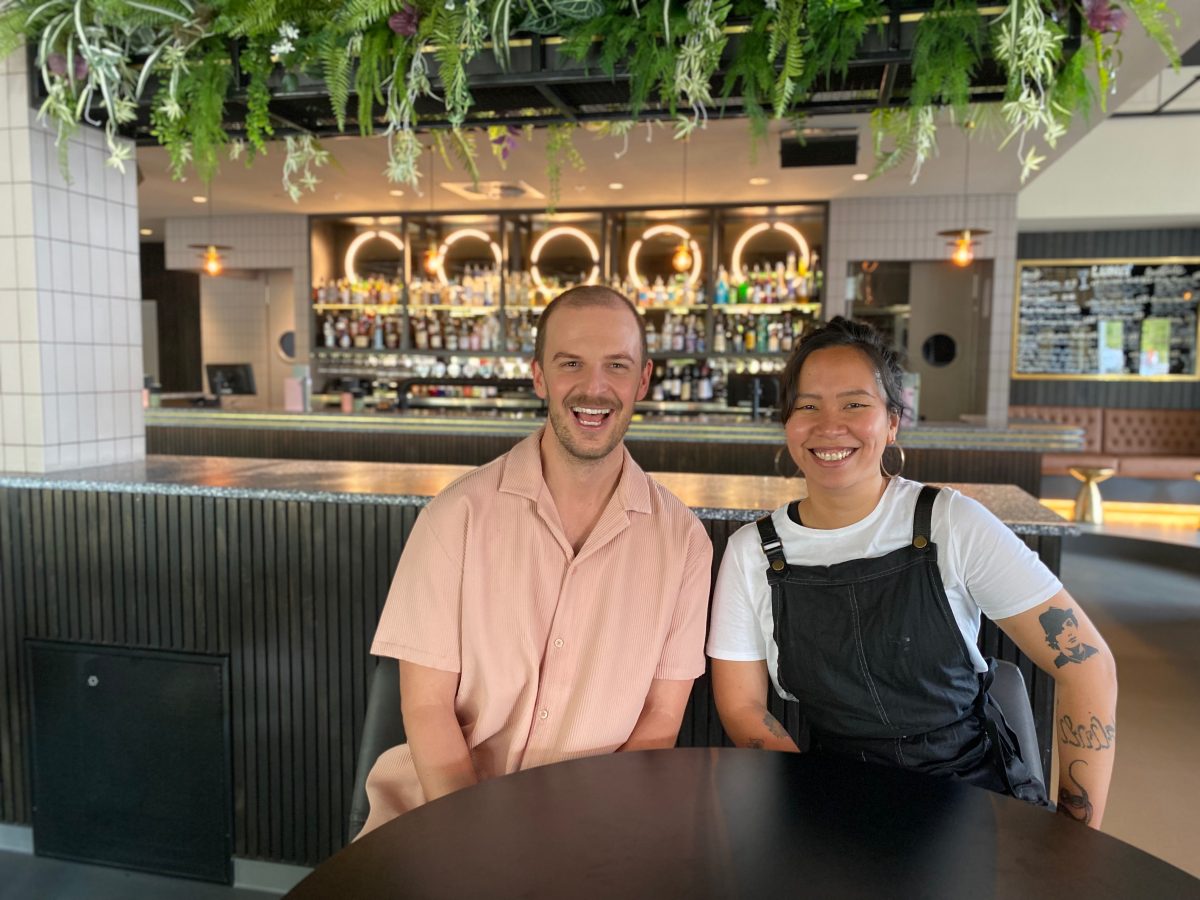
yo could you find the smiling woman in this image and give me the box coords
[706,316,1120,829]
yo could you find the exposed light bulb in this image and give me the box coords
[423,245,440,276]
[951,234,974,268]
[203,245,223,276]
[671,242,693,273]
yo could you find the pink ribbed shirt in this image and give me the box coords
[360,430,712,834]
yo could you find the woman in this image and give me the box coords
[707,317,1118,827]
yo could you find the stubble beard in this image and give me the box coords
[546,394,630,463]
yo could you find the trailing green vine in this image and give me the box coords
[0,0,1185,201]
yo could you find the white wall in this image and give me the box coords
[0,50,143,473]
[826,193,1018,425]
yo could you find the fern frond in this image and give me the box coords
[318,29,352,131]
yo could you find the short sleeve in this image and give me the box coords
[370,500,465,672]
[705,526,769,661]
[654,517,714,680]
[944,491,1062,622]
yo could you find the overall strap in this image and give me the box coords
[756,514,788,573]
[911,485,941,549]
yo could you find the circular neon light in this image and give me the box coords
[730,222,811,284]
[344,230,405,283]
[627,224,703,291]
[530,226,600,294]
[434,228,503,286]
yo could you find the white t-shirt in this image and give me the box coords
[706,477,1062,701]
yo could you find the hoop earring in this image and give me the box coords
[774,446,802,479]
[880,444,905,478]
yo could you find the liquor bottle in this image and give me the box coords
[323,314,336,348]
[680,366,693,402]
[697,364,714,402]
[654,276,667,306]
[672,315,685,352]
[743,319,755,353]
[757,314,769,351]
[373,314,385,350]
[646,319,659,354]
[715,266,730,306]
[713,314,727,354]
[767,321,780,354]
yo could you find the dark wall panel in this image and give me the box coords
[141,242,202,393]
[1013,229,1200,410]
[0,488,1059,866]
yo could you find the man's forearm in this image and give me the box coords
[404,703,479,802]
[617,705,685,752]
[720,702,800,752]
[1054,677,1117,828]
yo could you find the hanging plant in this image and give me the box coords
[0,0,1184,201]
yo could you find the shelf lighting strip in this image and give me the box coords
[344,230,405,283]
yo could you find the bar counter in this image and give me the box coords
[0,456,1072,869]
[145,408,1085,494]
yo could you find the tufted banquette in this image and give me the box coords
[1009,406,1200,480]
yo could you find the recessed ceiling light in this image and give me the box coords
[192,195,207,203]
[139,227,153,236]
[608,182,624,190]
[852,173,869,182]
[388,189,404,197]
[749,177,770,186]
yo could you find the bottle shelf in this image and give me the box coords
[407,305,501,313]
[314,303,404,312]
[713,303,821,314]
[634,304,711,313]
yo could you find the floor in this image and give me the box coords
[1056,537,1200,879]
[0,534,1195,895]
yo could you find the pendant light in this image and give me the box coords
[937,121,988,268]
[188,183,232,276]
[422,144,440,276]
[671,139,693,273]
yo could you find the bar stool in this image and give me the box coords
[1068,466,1114,525]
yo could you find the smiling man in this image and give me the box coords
[358,285,712,835]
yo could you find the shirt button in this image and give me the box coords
[539,709,549,720]
[553,638,564,649]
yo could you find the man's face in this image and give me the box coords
[1059,617,1081,651]
[532,302,652,463]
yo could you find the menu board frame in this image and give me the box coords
[1011,256,1200,382]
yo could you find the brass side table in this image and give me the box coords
[1068,466,1115,525]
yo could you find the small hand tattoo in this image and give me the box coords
[1059,715,1116,752]
[746,738,765,750]
[763,712,789,740]
[1038,607,1098,668]
[1057,759,1094,825]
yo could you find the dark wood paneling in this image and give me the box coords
[141,242,202,393]
[1013,229,1200,410]
[147,426,1042,494]
[0,488,1059,866]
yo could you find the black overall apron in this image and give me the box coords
[756,485,1046,804]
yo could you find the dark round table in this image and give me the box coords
[288,748,1199,899]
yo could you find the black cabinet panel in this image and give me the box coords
[28,641,231,883]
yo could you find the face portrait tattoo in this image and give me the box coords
[1038,607,1099,669]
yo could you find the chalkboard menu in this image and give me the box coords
[1012,258,1200,380]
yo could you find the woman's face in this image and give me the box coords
[785,345,900,497]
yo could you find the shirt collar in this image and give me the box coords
[499,427,651,516]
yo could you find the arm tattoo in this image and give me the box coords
[1059,714,1116,751]
[762,711,789,739]
[1056,759,1094,825]
[1037,606,1098,668]
[746,738,765,750]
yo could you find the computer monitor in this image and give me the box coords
[206,363,257,396]
[726,372,781,411]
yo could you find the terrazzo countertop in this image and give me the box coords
[0,454,1075,534]
[145,408,1085,453]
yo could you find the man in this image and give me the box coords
[359,285,712,834]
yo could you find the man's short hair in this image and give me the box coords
[533,285,647,366]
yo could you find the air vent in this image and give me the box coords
[780,129,859,168]
[441,180,546,202]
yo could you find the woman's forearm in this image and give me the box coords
[719,701,800,752]
[1053,666,1118,828]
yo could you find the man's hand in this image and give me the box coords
[399,660,478,802]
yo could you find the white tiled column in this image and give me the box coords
[0,50,143,473]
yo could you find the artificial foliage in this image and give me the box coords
[0,0,1183,203]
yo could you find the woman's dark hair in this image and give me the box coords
[778,316,906,425]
